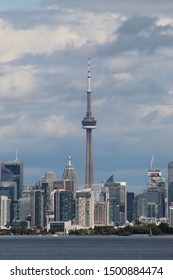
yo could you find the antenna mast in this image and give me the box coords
[15,148,19,161]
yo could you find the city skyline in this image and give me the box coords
[0,1,173,194]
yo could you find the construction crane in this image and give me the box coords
[149,155,154,170]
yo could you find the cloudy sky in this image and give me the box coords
[0,0,173,193]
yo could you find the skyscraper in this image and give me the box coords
[54,190,74,222]
[82,58,96,190]
[31,189,44,228]
[133,194,147,221]
[62,156,78,198]
[76,189,94,227]
[1,159,23,199]
[104,176,127,226]
[0,196,10,228]
[94,201,109,226]
[127,192,134,223]
[168,161,173,208]
[147,165,166,218]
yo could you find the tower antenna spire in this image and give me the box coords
[88,57,91,93]
[68,155,72,166]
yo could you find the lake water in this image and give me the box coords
[0,235,173,260]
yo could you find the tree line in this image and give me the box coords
[69,223,173,236]
[0,223,173,235]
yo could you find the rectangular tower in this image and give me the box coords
[2,160,23,199]
[76,189,94,227]
[168,161,173,208]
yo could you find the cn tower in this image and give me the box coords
[82,58,96,190]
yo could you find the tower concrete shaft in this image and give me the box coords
[82,58,96,190]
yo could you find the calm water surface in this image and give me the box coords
[0,235,173,260]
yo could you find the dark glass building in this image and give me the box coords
[31,189,44,227]
[127,192,134,223]
[1,160,23,199]
[54,190,74,222]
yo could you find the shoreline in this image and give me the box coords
[0,233,173,237]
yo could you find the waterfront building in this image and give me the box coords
[127,192,134,223]
[0,196,10,228]
[147,166,166,218]
[168,161,173,208]
[76,189,94,227]
[48,220,72,234]
[133,194,147,221]
[31,189,44,227]
[94,201,109,225]
[169,203,173,226]
[10,200,20,226]
[82,58,96,190]
[19,197,31,222]
[54,189,74,222]
[104,176,127,226]
[146,187,166,218]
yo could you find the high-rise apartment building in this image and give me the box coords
[94,201,109,225]
[0,196,10,228]
[54,190,74,222]
[104,176,126,226]
[76,189,94,227]
[31,189,44,227]
[19,197,31,222]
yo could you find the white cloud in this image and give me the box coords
[107,57,140,73]
[113,73,134,82]
[0,9,122,63]
[92,98,107,107]
[0,19,81,63]
[0,65,38,99]
[0,112,78,139]
[156,17,173,27]
[43,115,78,137]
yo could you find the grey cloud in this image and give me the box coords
[118,16,155,35]
[99,16,173,55]
[140,110,159,125]
[42,0,173,15]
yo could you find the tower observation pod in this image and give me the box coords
[82,58,96,190]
